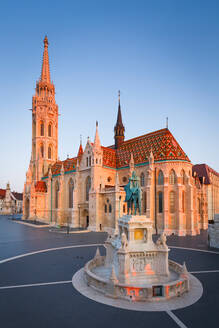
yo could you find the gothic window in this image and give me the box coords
[123,204,126,213]
[40,144,44,158]
[48,123,52,137]
[86,157,88,167]
[40,121,44,136]
[140,172,145,187]
[105,204,107,213]
[181,170,186,185]
[89,156,91,166]
[143,191,147,213]
[182,191,185,213]
[55,181,59,209]
[107,177,112,183]
[122,177,127,183]
[198,198,201,214]
[48,146,52,159]
[85,176,91,201]
[158,170,164,185]
[158,191,163,213]
[169,191,175,213]
[109,204,112,213]
[69,179,74,208]
[169,170,176,185]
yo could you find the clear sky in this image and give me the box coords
[0,0,219,192]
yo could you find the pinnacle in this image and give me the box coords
[94,121,101,148]
[94,247,101,258]
[41,36,51,83]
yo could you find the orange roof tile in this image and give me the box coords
[103,128,190,168]
[35,181,47,192]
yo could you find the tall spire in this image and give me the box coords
[41,36,51,83]
[94,121,101,149]
[116,90,123,127]
[114,90,125,149]
[77,136,84,157]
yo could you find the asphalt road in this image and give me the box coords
[0,215,218,328]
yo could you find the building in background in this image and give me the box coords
[0,183,23,214]
[193,164,219,222]
[23,37,219,236]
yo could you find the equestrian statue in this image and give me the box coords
[124,171,142,215]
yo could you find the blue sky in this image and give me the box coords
[0,0,219,192]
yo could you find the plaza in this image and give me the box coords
[0,215,218,328]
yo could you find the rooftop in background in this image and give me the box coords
[193,164,219,185]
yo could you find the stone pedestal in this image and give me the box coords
[208,214,219,249]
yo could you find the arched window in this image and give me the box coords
[48,123,52,137]
[158,191,163,213]
[55,181,59,209]
[181,170,186,185]
[182,191,185,213]
[105,204,107,213]
[198,198,201,214]
[123,204,126,213]
[40,121,44,136]
[143,191,147,213]
[85,176,91,201]
[69,179,74,208]
[169,170,176,185]
[140,173,145,187]
[169,191,175,213]
[48,146,52,159]
[40,144,44,158]
[158,170,164,185]
[109,204,112,213]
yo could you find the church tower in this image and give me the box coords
[31,36,58,180]
[114,91,125,149]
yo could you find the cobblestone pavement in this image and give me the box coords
[0,215,218,328]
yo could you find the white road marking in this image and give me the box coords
[189,270,219,274]
[169,246,219,255]
[0,243,102,264]
[166,310,188,328]
[0,280,72,290]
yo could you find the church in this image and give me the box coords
[23,37,213,236]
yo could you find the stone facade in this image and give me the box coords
[23,37,214,236]
[0,183,23,214]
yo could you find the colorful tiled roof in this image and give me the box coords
[77,145,83,158]
[0,189,6,199]
[43,128,190,177]
[45,157,77,177]
[35,181,47,192]
[102,146,116,168]
[111,128,189,168]
[193,164,219,185]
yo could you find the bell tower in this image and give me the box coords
[31,36,58,181]
[114,90,125,149]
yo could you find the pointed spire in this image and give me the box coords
[60,163,64,176]
[94,121,101,149]
[181,262,188,275]
[94,247,101,258]
[129,152,134,175]
[77,137,83,157]
[110,265,118,284]
[149,148,154,166]
[114,90,125,149]
[116,90,124,128]
[40,36,51,83]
